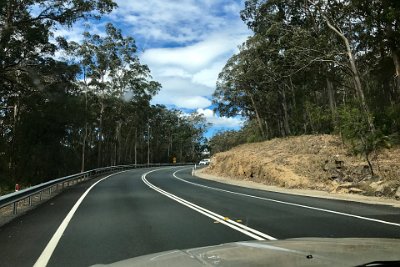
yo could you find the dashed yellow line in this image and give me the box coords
[214,217,242,223]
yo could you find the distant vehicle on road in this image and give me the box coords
[198,159,210,165]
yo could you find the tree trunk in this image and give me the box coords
[303,111,308,134]
[81,123,87,172]
[280,88,291,136]
[289,77,296,107]
[179,144,183,163]
[147,124,150,165]
[322,14,375,132]
[81,89,88,172]
[305,104,315,133]
[278,119,285,137]
[249,93,266,138]
[97,102,105,167]
[264,120,270,139]
[114,121,121,165]
[123,126,134,163]
[167,131,171,162]
[326,77,337,127]
[134,128,137,165]
[392,49,400,101]
[9,100,19,182]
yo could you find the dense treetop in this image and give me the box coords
[0,0,208,192]
[211,0,400,168]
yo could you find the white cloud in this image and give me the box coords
[173,96,212,109]
[158,68,192,79]
[192,61,226,88]
[111,0,236,44]
[197,108,244,128]
[52,20,108,44]
[141,34,241,71]
[52,27,85,43]
[143,32,248,109]
[114,1,251,111]
[223,2,243,14]
[156,76,213,96]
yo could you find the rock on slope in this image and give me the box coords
[205,135,400,199]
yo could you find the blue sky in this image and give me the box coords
[54,0,250,138]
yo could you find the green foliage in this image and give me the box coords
[337,104,387,150]
[304,102,334,134]
[209,120,263,154]
[0,1,209,189]
[211,0,400,162]
[209,130,245,154]
[337,105,388,174]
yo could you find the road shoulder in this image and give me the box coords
[194,167,400,208]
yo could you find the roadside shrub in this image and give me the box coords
[337,104,387,175]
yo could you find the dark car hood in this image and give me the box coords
[92,238,400,267]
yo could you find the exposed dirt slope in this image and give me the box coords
[205,135,400,199]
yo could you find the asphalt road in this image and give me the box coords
[1,166,400,266]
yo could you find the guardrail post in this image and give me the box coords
[13,202,17,215]
[28,196,32,206]
[39,191,42,201]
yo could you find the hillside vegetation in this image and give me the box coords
[209,1,400,200]
[205,135,400,199]
[211,1,400,187]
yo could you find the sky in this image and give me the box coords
[54,0,251,138]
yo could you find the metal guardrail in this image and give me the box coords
[0,163,192,215]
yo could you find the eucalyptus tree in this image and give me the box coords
[0,0,116,112]
[171,112,209,162]
[185,112,210,161]
[351,0,400,110]
[0,0,116,183]
[218,0,384,137]
[304,0,375,132]
[67,23,160,167]
[212,0,400,171]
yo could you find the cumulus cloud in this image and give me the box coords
[142,32,248,109]
[52,27,85,43]
[197,108,243,128]
[107,0,251,124]
[192,61,227,88]
[141,34,242,71]
[52,21,107,44]
[111,0,243,44]
[173,96,212,109]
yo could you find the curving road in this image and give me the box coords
[1,166,400,266]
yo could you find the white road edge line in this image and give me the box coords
[34,170,130,267]
[173,168,400,228]
[142,168,277,241]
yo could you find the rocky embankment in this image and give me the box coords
[205,135,400,200]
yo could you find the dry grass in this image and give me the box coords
[206,134,400,198]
